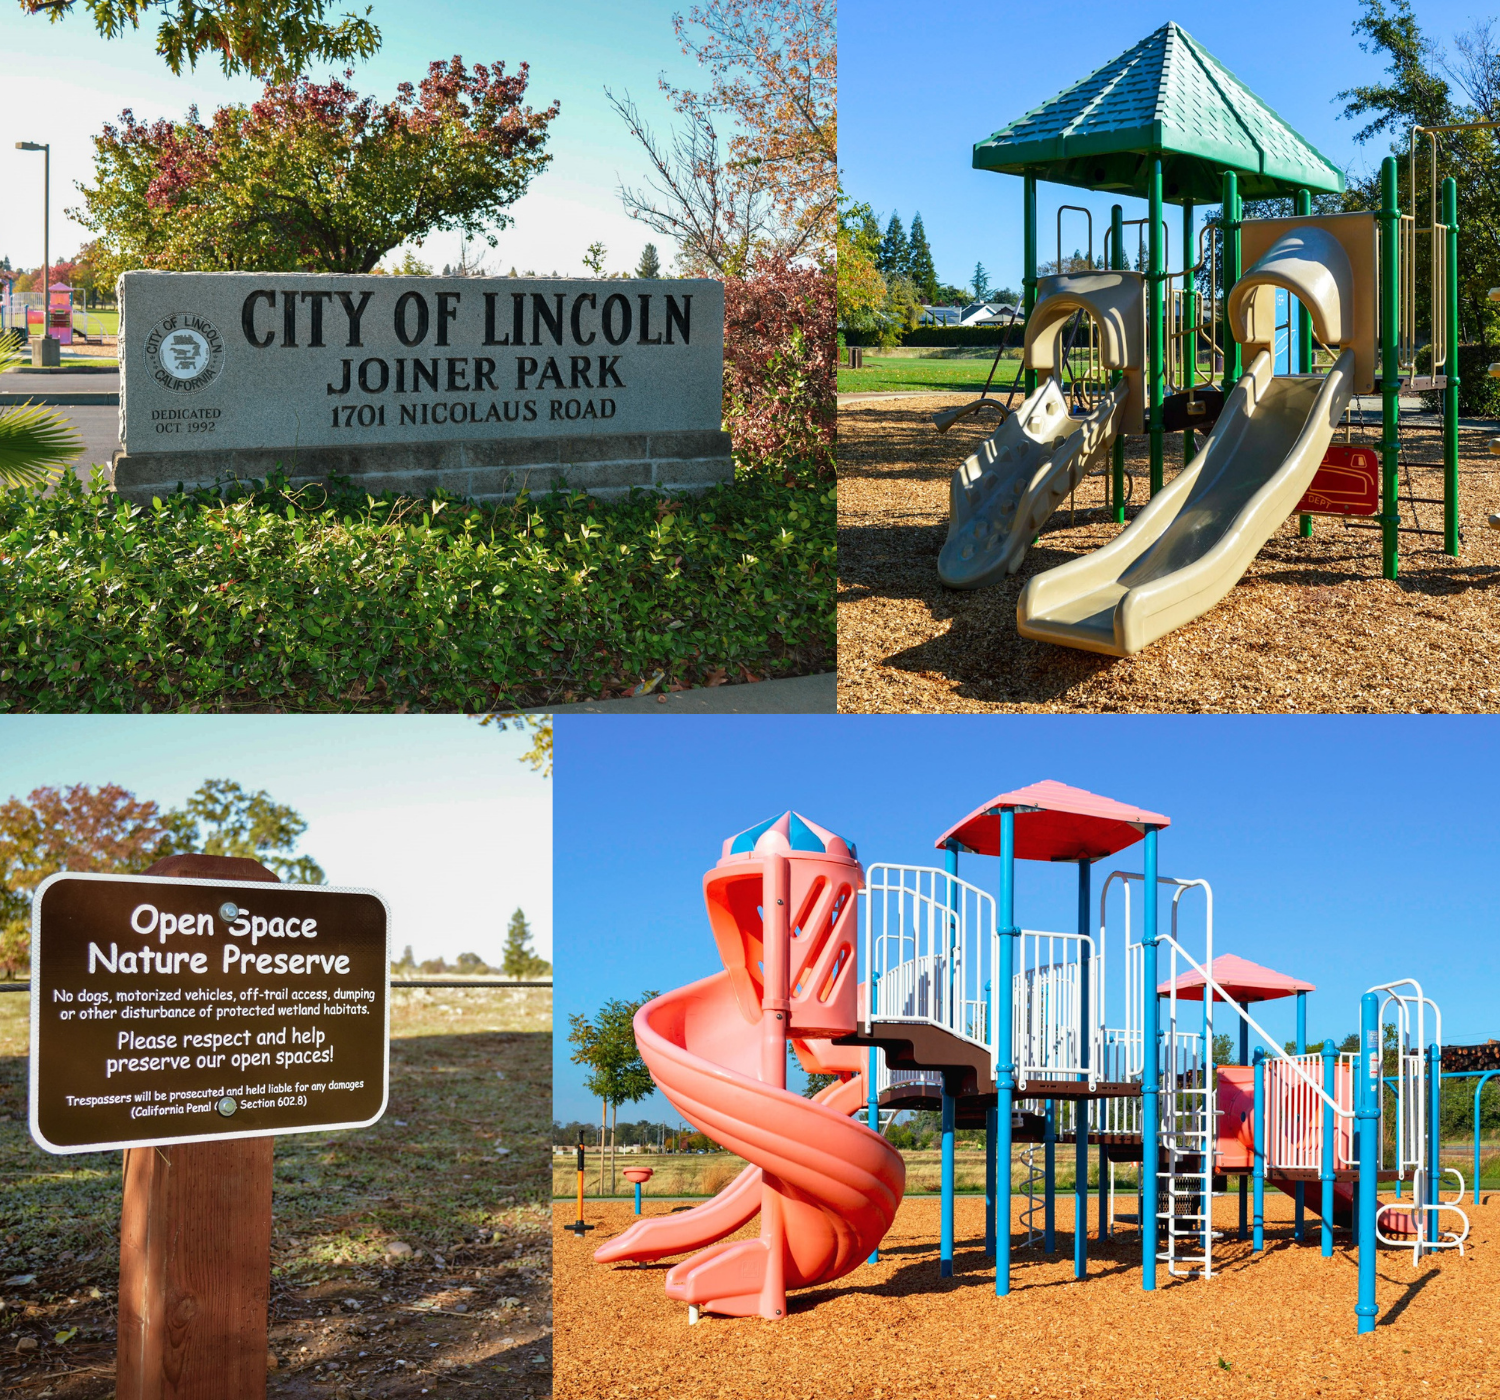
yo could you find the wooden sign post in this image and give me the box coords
[28,853,390,1400]
[118,854,279,1400]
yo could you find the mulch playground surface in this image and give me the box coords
[837,395,1500,712]
[556,1191,1499,1400]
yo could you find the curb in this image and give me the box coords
[533,672,835,714]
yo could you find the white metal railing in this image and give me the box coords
[1266,1052,1357,1172]
[861,864,996,1058]
[1013,928,1100,1090]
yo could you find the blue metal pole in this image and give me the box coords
[1321,1040,1336,1257]
[1252,1047,1266,1252]
[940,1087,956,1277]
[1476,1071,1500,1206]
[1427,1042,1441,1259]
[1141,826,1160,1291]
[1356,992,1380,1334]
[634,1179,643,1215]
[985,1105,998,1258]
[867,968,881,1265]
[1239,1017,1250,1240]
[940,839,959,1278]
[996,807,1017,1297]
[1295,991,1307,1242]
[1044,1100,1056,1253]
[1075,858,1091,1278]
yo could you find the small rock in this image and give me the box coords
[498,1296,521,1309]
[451,1303,468,1314]
[5,1275,35,1287]
[433,1255,446,1268]
[386,1242,414,1258]
[15,1337,37,1353]
[494,1146,511,1157]
[326,1361,341,1372]
[342,1298,360,1310]
[266,1351,279,1372]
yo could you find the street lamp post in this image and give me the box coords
[15,141,55,367]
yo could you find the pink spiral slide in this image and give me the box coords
[592,812,905,1320]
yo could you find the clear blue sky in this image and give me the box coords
[0,0,703,278]
[554,715,1500,1125]
[0,716,550,965]
[841,0,1485,294]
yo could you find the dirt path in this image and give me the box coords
[556,1191,1499,1400]
[837,395,1500,712]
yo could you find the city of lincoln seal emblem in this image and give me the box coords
[144,313,225,392]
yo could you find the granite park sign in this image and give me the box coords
[114,271,731,503]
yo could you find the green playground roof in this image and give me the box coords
[972,22,1345,204]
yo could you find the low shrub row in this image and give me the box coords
[0,466,834,712]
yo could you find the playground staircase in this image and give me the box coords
[1160,1071,1213,1277]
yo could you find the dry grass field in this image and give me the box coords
[0,984,552,1399]
[557,1188,1499,1400]
[837,396,1500,713]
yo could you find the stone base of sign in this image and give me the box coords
[111,428,735,504]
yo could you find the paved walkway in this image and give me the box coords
[534,672,835,714]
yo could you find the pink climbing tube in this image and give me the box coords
[592,812,905,1320]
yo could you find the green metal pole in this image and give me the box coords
[1024,170,1038,400]
[1111,203,1126,522]
[1296,188,1314,538]
[1380,156,1400,581]
[1183,198,1196,462]
[1149,158,1164,494]
[1222,171,1242,393]
[1444,175,1460,557]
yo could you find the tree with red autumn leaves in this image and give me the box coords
[75,58,559,281]
[0,780,323,976]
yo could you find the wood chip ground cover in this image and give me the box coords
[838,395,1500,712]
[0,986,553,1398]
[556,1191,1500,1399]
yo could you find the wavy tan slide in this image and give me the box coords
[939,270,1145,588]
[938,376,1128,588]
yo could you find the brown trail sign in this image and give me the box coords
[29,853,390,1400]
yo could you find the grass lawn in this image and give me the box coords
[837,351,1103,396]
[0,464,833,711]
[0,983,553,1399]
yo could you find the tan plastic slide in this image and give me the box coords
[937,269,1145,588]
[1016,223,1362,656]
[1015,347,1355,655]
[938,376,1127,588]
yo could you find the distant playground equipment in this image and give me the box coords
[592,784,1474,1334]
[937,23,1485,655]
[565,1136,596,1238]
[624,1166,654,1215]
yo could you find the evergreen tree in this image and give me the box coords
[878,212,910,277]
[502,907,551,978]
[906,212,938,303]
[971,261,990,301]
[635,242,661,277]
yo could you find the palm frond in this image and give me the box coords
[0,338,85,490]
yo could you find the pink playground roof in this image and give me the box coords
[1158,953,1314,1004]
[935,779,1170,862]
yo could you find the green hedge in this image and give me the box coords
[843,325,1019,348]
[1418,343,1500,416]
[0,467,834,712]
